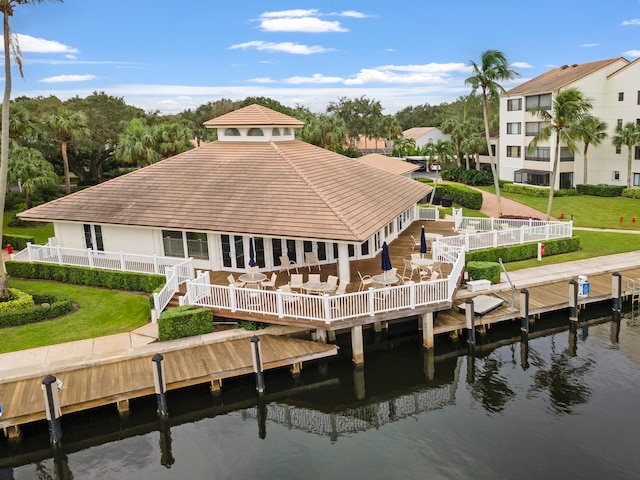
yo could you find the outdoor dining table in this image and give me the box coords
[371,273,400,287]
[302,281,333,295]
[411,258,434,268]
[239,272,267,288]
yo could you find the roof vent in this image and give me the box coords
[571,64,578,67]
[560,65,569,69]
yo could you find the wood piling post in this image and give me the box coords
[569,279,578,322]
[465,299,476,345]
[520,288,530,333]
[151,353,168,417]
[351,325,364,366]
[42,374,63,445]
[612,272,622,313]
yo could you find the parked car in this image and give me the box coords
[429,162,441,172]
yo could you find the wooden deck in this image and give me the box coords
[434,266,640,335]
[0,335,337,431]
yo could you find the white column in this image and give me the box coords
[337,243,351,283]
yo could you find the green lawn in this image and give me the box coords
[478,187,640,230]
[0,280,150,353]
[3,212,55,244]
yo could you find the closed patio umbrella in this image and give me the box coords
[420,225,427,257]
[381,241,392,272]
[248,237,257,267]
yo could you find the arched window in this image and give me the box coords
[272,128,281,136]
[225,128,240,136]
[283,128,291,135]
[248,128,264,136]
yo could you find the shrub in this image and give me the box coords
[0,288,35,313]
[236,320,268,331]
[0,291,73,327]
[435,184,483,210]
[2,234,35,250]
[501,184,579,197]
[467,261,501,284]
[576,184,625,197]
[466,236,581,264]
[5,261,165,293]
[158,305,213,341]
[622,188,640,199]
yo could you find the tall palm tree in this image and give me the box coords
[465,50,520,217]
[115,117,162,167]
[8,146,58,207]
[0,0,62,298]
[612,122,640,189]
[8,103,31,146]
[157,121,194,158]
[571,115,608,185]
[528,87,593,219]
[45,108,89,194]
[441,117,465,167]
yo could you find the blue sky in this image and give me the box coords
[5,0,640,115]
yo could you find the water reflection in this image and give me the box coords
[1,311,639,478]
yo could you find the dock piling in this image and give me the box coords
[569,280,578,321]
[465,299,476,345]
[520,289,530,333]
[250,336,265,394]
[612,272,622,313]
[42,374,63,444]
[151,353,168,418]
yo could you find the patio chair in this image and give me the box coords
[227,273,245,288]
[326,275,339,293]
[358,271,374,291]
[279,255,298,275]
[431,261,443,277]
[410,234,421,250]
[305,252,321,272]
[261,272,277,290]
[402,258,419,281]
[279,285,300,309]
[334,279,348,295]
[308,273,321,284]
[289,273,304,292]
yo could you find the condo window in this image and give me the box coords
[506,146,521,157]
[507,98,522,111]
[613,171,620,180]
[618,92,624,101]
[506,122,521,134]
[272,128,281,136]
[634,173,640,187]
[617,119,623,128]
[247,128,264,136]
[636,146,640,160]
[525,93,552,111]
[616,146,622,154]
[637,91,640,105]
[224,128,241,136]
[526,147,551,162]
[526,121,549,136]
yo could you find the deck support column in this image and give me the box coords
[612,272,622,313]
[421,312,434,349]
[337,243,351,284]
[5,425,21,440]
[42,375,63,445]
[520,289,530,333]
[210,379,222,395]
[291,362,302,376]
[351,325,364,366]
[315,329,327,344]
[465,299,476,346]
[117,399,130,414]
[569,280,578,322]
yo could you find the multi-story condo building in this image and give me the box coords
[499,57,640,189]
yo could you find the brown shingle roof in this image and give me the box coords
[21,140,430,242]
[403,127,437,140]
[506,58,627,96]
[203,104,304,127]
[356,153,418,176]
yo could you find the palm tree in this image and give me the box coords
[465,50,520,217]
[571,115,608,185]
[612,122,640,189]
[157,121,194,158]
[528,87,593,219]
[45,108,90,194]
[8,146,58,207]
[115,117,162,167]
[0,0,62,298]
[441,117,465,167]
[8,103,32,146]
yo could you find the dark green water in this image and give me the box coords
[1,309,639,480]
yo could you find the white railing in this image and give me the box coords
[182,244,466,324]
[154,267,179,313]
[13,242,195,280]
[417,206,439,221]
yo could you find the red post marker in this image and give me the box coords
[560,212,565,219]
[620,216,624,226]
[633,217,637,225]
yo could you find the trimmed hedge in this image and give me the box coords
[158,305,213,341]
[430,184,483,210]
[5,261,165,293]
[466,236,581,264]
[467,261,501,284]
[0,291,73,327]
[622,188,640,199]
[0,288,35,313]
[441,167,494,186]
[501,183,579,197]
[576,184,625,197]
[2,234,34,250]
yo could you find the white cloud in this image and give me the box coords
[249,77,276,83]
[282,73,344,84]
[344,68,453,86]
[40,74,97,83]
[336,11,371,18]
[511,62,533,69]
[229,40,331,55]
[373,62,470,74]
[259,9,318,18]
[581,43,600,48]
[621,18,640,25]
[624,49,640,57]
[259,17,348,33]
[2,34,78,54]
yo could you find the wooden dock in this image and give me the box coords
[0,334,337,435]
[434,266,640,335]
